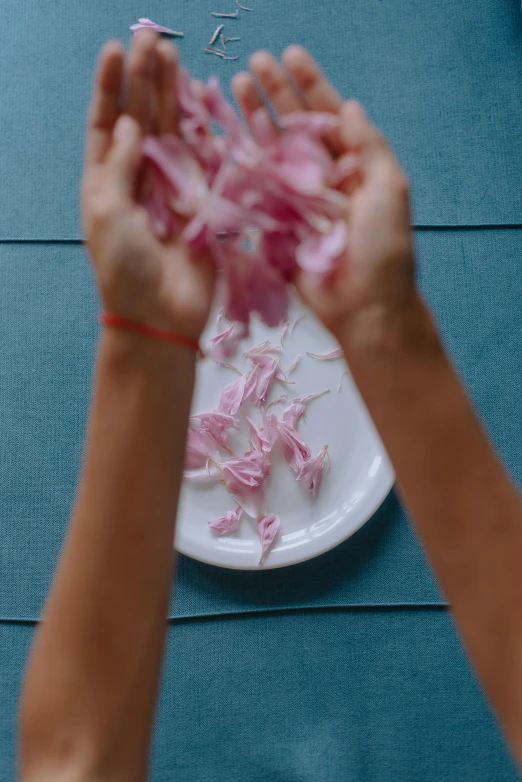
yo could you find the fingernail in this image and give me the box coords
[114,114,134,141]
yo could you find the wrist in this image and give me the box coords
[338,294,443,368]
[100,325,198,380]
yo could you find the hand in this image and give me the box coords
[232,47,416,345]
[82,32,215,340]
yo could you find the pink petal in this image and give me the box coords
[306,349,343,361]
[185,428,220,470]
[218,373,250,415]
[221,454,267,518]
[246,417,273,454]
[276,420,311,473]
[209,505,243,535]
[209,321,247,361]
[265,393,288,411]
[297,446,329,497]
[190,412,238,453]
[131,19,184,35]
[296,220,347,276]
[282,402,306,429]
[247,355,280,405]
[257,514,281,564]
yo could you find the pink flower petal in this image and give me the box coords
[221,453,268,518]
[275,420,311,473]
[257,513,281,564]
[306,348,343,361]
[131,18,184,35]
[282,112,339,136]
[190,412,238,453]
[209,505,243,535]
[296,220,347,276]
[185,428,220,470]
[218,372,251,415]
[282,402,306,429]
[209,321,247,361]
[246,417,273,454]
[297,446,329,497]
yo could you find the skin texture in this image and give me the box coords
[18,36,522,781]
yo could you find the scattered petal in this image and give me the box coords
[218,372,251,415]
[258,514,281,564]
[131,18,184,35]
[297,446,329,497]
[276,420,311,473]
[280,319,289,346]
[208,24,224,45]
[285,355,301,375]
[265,393,288,411]
[211,10,239,17]
[337,370,349,393]
[209,505,243,535]
[191,412,238,453]
[289,313,306,334]
[221,453,267,518]
[246,417,273,454]
[306,348,343,361]
[282,402,306,429]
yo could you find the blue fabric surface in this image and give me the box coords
[1,228,521,620]
[1,0,522,238]
[0,610,519,781]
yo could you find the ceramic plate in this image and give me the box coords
[175,296,394,570]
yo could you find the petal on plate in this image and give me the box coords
[257,513,281,564]
[276,420,311,473]
[209,505,243,535]
[297,446,329,497]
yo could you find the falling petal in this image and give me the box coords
[209,505,243,535]
[306,348,343,361]
[258,514,281,564]
[218,372,251,415]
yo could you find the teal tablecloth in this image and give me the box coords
[0,611,519,781]
[2,0,522,778]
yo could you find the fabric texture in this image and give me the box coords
[1,610,519,781]
[1,229,521,620]
[1,0,522,238]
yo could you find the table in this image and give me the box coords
[1,1,522,779]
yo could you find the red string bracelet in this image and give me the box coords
[98,313,204,358]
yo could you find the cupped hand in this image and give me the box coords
[82,31,215,340]
[232,47,416,345]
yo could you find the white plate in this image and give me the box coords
[175,297,394,570]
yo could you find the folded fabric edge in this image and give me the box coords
[0,602,448,625]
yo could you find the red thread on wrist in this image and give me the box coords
[98,313,204,358]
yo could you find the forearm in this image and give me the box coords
[20,328,195,782]
[342,295,522,761]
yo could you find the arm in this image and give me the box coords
[233,48,522,765]
[19,32,214,782]
[342,296,522,760]
[20,331,195,782]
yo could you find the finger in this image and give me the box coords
[156,39,178,135]
[105,114,142,200]
[84,40,125,168]
[340,101,397,173]
[231,71,264,123]
[282,45,344,153]
[249,51,303,118]
[125,29,158,134]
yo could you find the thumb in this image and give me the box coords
[106,114,142,198]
